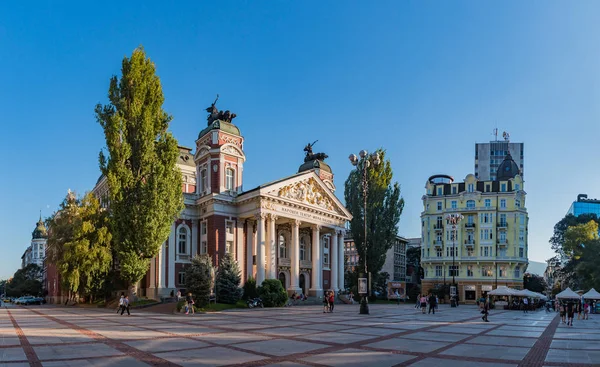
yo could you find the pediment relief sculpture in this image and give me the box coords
[276,178,335,212]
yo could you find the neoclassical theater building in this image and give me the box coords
[93,104,351,299]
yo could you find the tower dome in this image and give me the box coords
[496,152,520,181]
[32,216,47,239]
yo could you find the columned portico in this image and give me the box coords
[337,231,345,291]
[256,214,266,284]
[289,219,301,293]
[310,225,322,297]
[268,214,278,279]
[330,231,339,292]
[246,220,254,283]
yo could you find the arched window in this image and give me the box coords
[178,227,188,254]
[225,168,235,191]
[200,168,207,193]
[279,233,287,258]
[300,238,306,261]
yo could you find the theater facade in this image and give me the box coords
[93,103,351,299]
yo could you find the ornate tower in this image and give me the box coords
[194,97,246,197]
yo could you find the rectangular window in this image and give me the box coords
[467,248,474,256]
[499,266,506,277]
[201,222,207,235]
[501,183,506,192]
[500,199,506,208]
[437,187,442,196]
[435,266,443,277]
[485,184,490,192]
[201,241,207,254]
[323,238,330,265]
[515,199,521,208]
[436,248,442,257]
[449,265,459,277]
[437,202,442,210]
[200,169,207,193]
[515,183,520,191]
[225,168,235,191]
[178,272,185,285]
[451,201,457,209]
[452,186,457,194]
[519,248,524,257]
[467,266,473,277]
[226,221,234,235]
[484,199,491,207]
[226,240,233,253]
[520,214,525,225]
[481,266,493,277]
[468,183,474,192]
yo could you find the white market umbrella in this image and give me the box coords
[556,287,581,299]
[582,288,600,300]
[488,286,519,296]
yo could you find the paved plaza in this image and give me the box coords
[1,303,599,367]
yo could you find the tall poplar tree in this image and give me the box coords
[344,149,404,276]
[96,47,183,288]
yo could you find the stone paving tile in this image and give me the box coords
[485,329,542,338]
[0,347,27,362]
[262,362,309,367]
[0,336,21,346]
[345,326,403,336]
[298,331,376,344]
[42,356,150,366]
[34,342,123,360]
[552,331,600,340]
[193,331,272,345]
[408,357,517,367]
[165,325,215,336]
[550,339,600,350]
[545,348,600,364]
[295,323,353,332]
[465,335,537,347]
[366,337,449,353]
[403,331,470,343]
[441,344,529,361]
[260,327,320,337]
[301,347,415,366]
[156,346,266,366]
[124,337,210,352]
[233,338,327,356]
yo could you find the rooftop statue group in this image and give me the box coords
[304,140,328,162]
[205,95,237,125]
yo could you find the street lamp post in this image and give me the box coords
[445,213,463,307]
[349,150,381,315]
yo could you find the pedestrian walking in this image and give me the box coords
[577,300,582,320]
[420,295,427,314]
[583,302,590,320]
[120,295,130,316]
[329,291,335,313]
[395,290,400,305]
[566,302,574,326]
[117,293,125,314]
[559,302,566,323]
[435,295,439,310]
[176,290,181,302]
[523,297,529,313]
[185,293,195,315]
[481,299,489,322]
[428,293,436,314]
[415,294,421,309]
[323,291,330,313]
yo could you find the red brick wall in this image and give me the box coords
[211,154,220,193]
[207,215,227,266]
[175,263,186,288]
[322,270,331,291]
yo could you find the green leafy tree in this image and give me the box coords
[344,149,404,276]
[563,221,600,290]
[96,47,184,289]
[257,279,287,307]
[46,192,112,302]
[523,273,547,293]
[5,264,43,297]
[215,253,242,304]
[242,277,258,300]
[185,255,214,307]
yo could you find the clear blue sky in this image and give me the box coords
[1,1,599,279]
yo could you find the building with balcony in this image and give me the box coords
[420,153,529,304]
[567,194,600,217]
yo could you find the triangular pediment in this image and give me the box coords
[261,172,351,219]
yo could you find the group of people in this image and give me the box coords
[416,293,438,314]
[117,293,130,315]
[287,292,307,306]
[558,300,591,326]
[323,290,335,313]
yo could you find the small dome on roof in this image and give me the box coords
[496,152,520,181]
[32,217,47,239]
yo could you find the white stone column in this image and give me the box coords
[191,219,198,258]
[149,256,156,288]
[331,231,339,292]
[310,225,322,296]
[236,219,244,283]
[246,220,254,282]
[289,219,301,292]
[158,242,165,289]
[167,222,176,289]
[256,214,266,284]
[268,214,278,279]
[338,230,345,291]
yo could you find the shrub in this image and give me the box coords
[257,279,287,307]
[215,253,242,304]
[185,254,214,307]
[242,277,258,300]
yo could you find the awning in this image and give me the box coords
[582,288,600,300]
[556,287,581,299]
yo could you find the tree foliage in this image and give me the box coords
[523,273,547,293]
[549,213,600,290]
[215,253,242,304]
[257,279,288,307]
[46,192,112,301]
[5,264,43,297]
[96,47,183,285]
[242,277,258,300]
[185,255,214,307]
[344,149,404,276]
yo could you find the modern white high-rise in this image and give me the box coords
[475,132,524,181]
